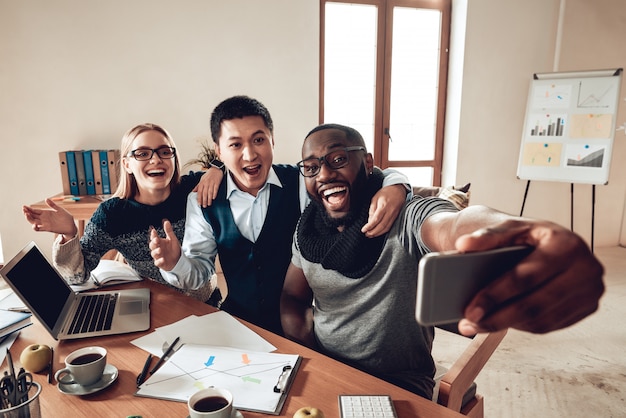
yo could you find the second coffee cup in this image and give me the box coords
[188,387,234,418]
[54,346,107,386]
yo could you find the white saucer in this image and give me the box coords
[58,364,118,395]
[187,409,243,418]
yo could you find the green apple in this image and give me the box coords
[20,344,52,373]
[293,406,325,418]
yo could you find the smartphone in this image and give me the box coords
[415,245,534,326]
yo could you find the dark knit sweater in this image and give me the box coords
[54,171,212,300]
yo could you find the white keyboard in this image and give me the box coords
[339,395,399,418]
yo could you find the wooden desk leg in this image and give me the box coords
[77,220,85,237]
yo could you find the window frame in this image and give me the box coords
[319,0,451,186]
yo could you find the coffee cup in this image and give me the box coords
[188,387,233,418]
[54,346,107,386]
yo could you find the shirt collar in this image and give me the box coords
[225,166,283,198]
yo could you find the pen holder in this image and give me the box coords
[0,382,41,418]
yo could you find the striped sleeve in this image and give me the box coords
[404,195,459,255]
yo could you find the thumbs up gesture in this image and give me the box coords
[149,219,181,271]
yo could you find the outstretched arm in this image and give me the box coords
[281,263,318,349]
[23,198,78,242]
[421,206,605,336]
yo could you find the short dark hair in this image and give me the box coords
[305,123,366,148]
[210,95,274,144]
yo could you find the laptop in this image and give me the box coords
[0,241,150,340]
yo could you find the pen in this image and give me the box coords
[5,349,16,406]
[136,354,152,386]
[90,273,101,287]
[16,368,29,405]
[48,347,54,384]
[7,307,31,313]
[149,337,180,375]
[51,195,80,201]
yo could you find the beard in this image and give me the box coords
[297,166,386,278]
[317,165,371,229]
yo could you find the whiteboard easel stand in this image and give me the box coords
[519,180,531,217]
[517,68,622,254]
[519,180,595,254]
[591,184,596,253]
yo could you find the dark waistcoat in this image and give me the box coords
[201,165,301,335]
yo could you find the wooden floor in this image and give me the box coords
[432,246,626,418]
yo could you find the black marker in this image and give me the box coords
[149,337,180,375]
[47,347,54,384]
[136,354,152,386]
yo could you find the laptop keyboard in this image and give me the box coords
[68,293,118,334]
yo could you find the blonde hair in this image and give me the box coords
[112,123,182,199]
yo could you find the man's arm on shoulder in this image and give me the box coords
[193,167,223,208]
[362,168,411,237]
[379,167,410,191]
[281,262,317,349]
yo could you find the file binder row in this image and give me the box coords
[58,150,121,196]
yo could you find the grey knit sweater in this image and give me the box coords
[292,196,458,399]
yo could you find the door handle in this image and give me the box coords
[384,128,392,142]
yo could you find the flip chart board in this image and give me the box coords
[516,68,622,185]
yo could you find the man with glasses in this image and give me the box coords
[297,146,365,177]
[280,123,605,399]
[150,95,410,335]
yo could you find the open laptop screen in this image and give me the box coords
[2,244,71,331]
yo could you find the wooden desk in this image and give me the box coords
[30,194,102,237]
[4,281,463,418]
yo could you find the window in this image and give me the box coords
[321,0,451,186]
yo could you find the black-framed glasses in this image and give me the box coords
[128,146,176,161]
[297,146,365,177]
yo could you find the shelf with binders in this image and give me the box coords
[58,149,120,197]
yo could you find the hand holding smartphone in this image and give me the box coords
[415,245,534,326]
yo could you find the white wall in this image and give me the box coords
[1,0,624,261]
[453,0,626,248]
[558,0,626,246]
[0,0,319,259]
[454,0,562,220]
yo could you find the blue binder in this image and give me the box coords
[99,150,111,194]
[66,151,79,195]
[83,150,96,195]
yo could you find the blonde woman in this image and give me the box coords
[23,123,222,301]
